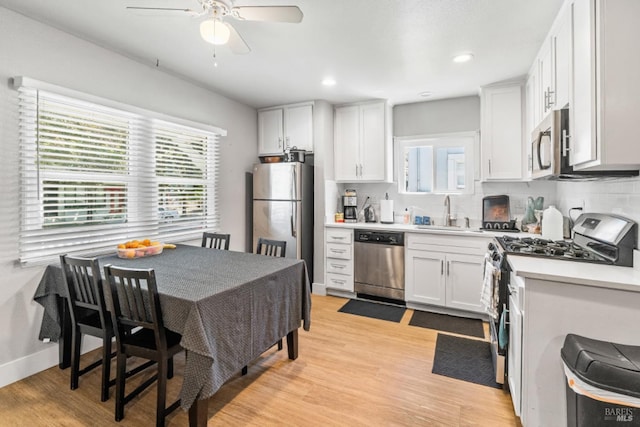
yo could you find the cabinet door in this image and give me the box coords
[405,249,445,306]
[481,84,523,180]
[570,0,597,166]
[525,67,539,178]
[445,253,484,313]
[359,102,386,181]
[334,105,360,181]
[258,109,284,155]
[508,293,523,417]
[553,7,571,109]
[539,41,554,117]
[284,104,313,152]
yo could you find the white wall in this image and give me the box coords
[0,7,257,386]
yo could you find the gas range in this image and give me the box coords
[494,213,637,267]
[495,235,610,264]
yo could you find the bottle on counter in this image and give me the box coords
[403,208,411,224]
[541,205,563,240]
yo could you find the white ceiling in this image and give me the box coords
[0,0,564,109]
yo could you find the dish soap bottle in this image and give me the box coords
[403,208,411,224]
[541,205,563,241]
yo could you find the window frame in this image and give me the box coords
[394,131,478,195]
[15,77,226,265]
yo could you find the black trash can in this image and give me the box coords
[561,334,640,427]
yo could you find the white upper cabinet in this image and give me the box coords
[553,6,571,110]
[334,100,392,182]
[570,0,640,170]
[258,102,313,155]
[480,82,524,181]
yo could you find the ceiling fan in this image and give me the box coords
[126,0,304,54]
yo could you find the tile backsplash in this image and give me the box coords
[329,176,640,229]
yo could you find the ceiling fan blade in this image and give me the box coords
[226,22,251,54]
[125,6,198,16]
[232,6,303,23]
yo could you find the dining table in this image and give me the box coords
[33,243,311,426]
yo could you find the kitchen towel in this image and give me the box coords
[480,255,499,320]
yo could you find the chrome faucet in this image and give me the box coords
[444,195,451,226]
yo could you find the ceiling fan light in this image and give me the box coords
[200,19,231,45]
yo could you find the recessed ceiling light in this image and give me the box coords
[453,53,474,63]
[418,91,432,97]
[322,77,336,86]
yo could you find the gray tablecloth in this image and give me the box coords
[33,244,311,409]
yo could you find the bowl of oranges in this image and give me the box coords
[117,239,163,259]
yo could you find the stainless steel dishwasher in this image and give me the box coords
[354,229,405,301]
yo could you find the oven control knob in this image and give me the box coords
[492,252,501,262]
[487,242,495,251]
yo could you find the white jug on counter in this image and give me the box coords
[541,205,563,241]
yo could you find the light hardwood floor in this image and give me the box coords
[0,294,518,426]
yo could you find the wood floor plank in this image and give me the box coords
[0,295,517,426]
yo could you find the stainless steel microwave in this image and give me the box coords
[530,109,568,179]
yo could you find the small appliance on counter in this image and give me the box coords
[343,189,358,223]
[481,195,519,231]
[380,192,394,224]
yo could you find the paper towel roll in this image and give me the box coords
[380,200,394,223]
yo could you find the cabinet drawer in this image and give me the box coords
[326,243,352,260]
[326,229,353,244]
[406,233,489,255]
[326,258,353,275]
[326,272,353,291]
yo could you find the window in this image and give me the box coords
[16,78,225,264]
[395,132,477,195]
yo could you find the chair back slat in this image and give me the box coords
[256,237,287,258]
[201,232,230,250]
[60,254,109,328]
[104,265,168,349]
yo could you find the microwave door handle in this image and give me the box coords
[537,130,551,170]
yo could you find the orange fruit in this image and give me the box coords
[117,244,126,249]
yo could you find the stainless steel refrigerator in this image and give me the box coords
[252,162,313,279]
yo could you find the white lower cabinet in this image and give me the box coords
[325,227,354,292]
[405,233,489,313]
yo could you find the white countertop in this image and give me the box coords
[324,221,519,238]
[508,255,640,293]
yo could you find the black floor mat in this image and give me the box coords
[409,311,484,338]
[432,333,501,389]
[338,299,405,323]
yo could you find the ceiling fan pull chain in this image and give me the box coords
[213,46,218,68]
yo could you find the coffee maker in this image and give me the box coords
[343,189,358,223]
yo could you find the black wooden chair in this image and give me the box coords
[201,232,230,250]
[256,237,286,258]
[242,237,287,376]
[103,265,183,427]
[60,254,115,402]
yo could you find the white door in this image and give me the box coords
[334,105,360,181]
[258,109,284,155]
[539,41,554,117]
[359,102,386,181]
[405,249,445,306]
[445,253,485,313]
[553,7,571,109]
[284,104,313,152]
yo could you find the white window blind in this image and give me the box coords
[16,78,224,265]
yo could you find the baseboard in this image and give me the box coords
[312,282,327,295]
[326,289,356,299]
[0,337,101,388]
[405,302,489,321]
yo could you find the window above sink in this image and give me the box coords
[395,131,478,195]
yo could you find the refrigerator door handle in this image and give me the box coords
[291,201,297,238]
[292,166,298,200]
